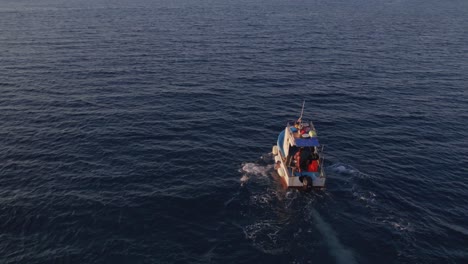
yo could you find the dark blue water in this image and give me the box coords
[1,0,467,263]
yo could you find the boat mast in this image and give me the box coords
[298,100,305,122]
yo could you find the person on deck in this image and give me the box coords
[294,148,303,172]
[307,159,319,172]
[300,127,308,134]
[307,153,319,172]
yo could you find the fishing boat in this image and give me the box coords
[272,102,326,190]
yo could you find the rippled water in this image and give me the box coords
[1,0,467,263]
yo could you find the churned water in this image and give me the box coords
[1,0,467,263]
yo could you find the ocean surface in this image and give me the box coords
[1,0,467,263]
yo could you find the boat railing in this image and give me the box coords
[319,145,325,178]
[308,119,317,132]
[286,120,317,132]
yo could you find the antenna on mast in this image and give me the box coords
[298,100,305,122]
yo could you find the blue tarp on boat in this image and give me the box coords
[295,137,320,147]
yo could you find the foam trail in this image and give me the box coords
[240,175,249,186]
[310,209,357,264]
[240,163,273,177]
